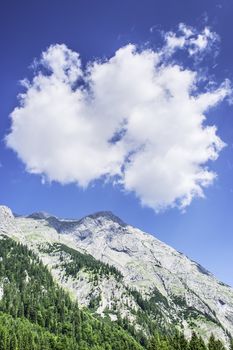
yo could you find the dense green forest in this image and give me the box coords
[0,235,142,350]
[41,242,123,281]
[0,235,231,350]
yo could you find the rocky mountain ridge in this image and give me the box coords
[0,205,232,345]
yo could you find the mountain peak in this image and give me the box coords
[0,205,14,219]
[27,211,53,220]
[86,211,127,227]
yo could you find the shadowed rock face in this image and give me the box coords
[27,212,52,220]
[0,204,233,345]
[86,211,127,227]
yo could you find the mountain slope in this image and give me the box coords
[0,205,233,345]
[0,233,144,350]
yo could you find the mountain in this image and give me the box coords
[0,233,143,350]
[0,205,233,347]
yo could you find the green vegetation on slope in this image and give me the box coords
[148,331,231,350]
[0,235,230,350]
[40,242,123,281]
[0,235,142,350]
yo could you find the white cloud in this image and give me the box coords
[6,27,231,212]
[163,23,219,58]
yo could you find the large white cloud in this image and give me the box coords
[6,26,231,211]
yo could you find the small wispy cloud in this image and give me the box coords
[162,23,219,59]
[6,24,231,212]
[149,25,158,33]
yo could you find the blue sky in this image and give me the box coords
[1,0,233,285]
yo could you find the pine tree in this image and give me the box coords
[148,333,160,350]
[189,332,200,350]
[198,336,207,350]
[208,334,226,350]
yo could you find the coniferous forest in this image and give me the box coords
[0,235,231,350]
